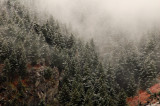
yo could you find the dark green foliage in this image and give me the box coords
[3,59,12,81]
[17,78,24,91]
[44,68,52,80]
[59,83,71,104]
[50,51,65,72]
[58,41,121,105]
[0,41,14,63]
[2,46,27,80]
[38,101,46,106]
[1,0,160,106]
[0,10,7,25]
[67,34,75,49]
[139,58,156,89]
[16,45,27,78]
[117,90,127,106]
[126,77,137,97]
[70,87,84,105]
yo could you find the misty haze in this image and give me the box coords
[0,0,160,106]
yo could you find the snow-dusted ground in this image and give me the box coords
[147,102,160,106]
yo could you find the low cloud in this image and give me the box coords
[23,0,160,41]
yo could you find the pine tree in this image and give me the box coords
[126,76,137,97]
[67,34,75,49]
[117,89,127,106]
[29,37,40,66]
[83,89,94,106]
[59,83,70,104]
[0,41,11,63]
[44,68,52,80]
[70,88,83,105]
[140,58,156,89]
[3,59,12,81]
[0,10,7,25]
[9,50,18,77]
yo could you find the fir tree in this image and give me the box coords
[3,59,12,81]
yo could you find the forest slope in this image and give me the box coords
[1,0,160,106]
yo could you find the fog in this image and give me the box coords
[23,0,160,43]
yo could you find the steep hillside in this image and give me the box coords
[0,0,126,105]
[1,0,160,106]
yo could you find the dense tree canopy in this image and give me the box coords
[0,0,160,105]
